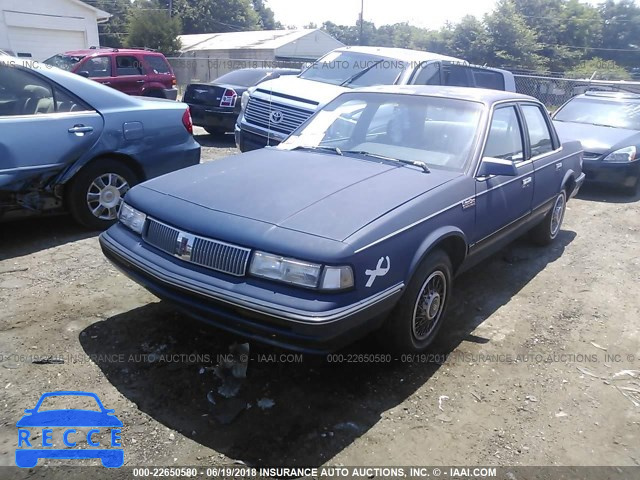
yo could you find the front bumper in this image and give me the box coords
[235,123,285,152]
[582,159,640,188]
[99,227,402,353]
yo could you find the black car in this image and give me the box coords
[183,67,300,136]
[553,91,640,195]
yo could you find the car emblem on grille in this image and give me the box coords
[269,110,284,124]
[175,232,195,260]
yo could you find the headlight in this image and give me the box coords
[250,251,321,288]
[118,202,146,234]
[603,146,636,163]
[240,91,250,112]
[249,251,354,290]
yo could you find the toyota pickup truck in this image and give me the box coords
[235,46,516,151]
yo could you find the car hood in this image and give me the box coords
[553,120,640,154]
[16,410,123,427]
[256,76,347,106]
[135,149,460,242]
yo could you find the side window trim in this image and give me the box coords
[517,102,559,160]
[481,104,526,163]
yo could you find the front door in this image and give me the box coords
[473,105,534,249]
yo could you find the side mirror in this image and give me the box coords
[477,157,518,177]
[77,71,90,78]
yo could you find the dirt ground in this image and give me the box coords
[1,128,639,473]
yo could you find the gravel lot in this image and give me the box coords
[1,129,639,473]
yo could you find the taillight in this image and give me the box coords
[182,108,193,134]
[172,77,177,86]
[220,88,237,108]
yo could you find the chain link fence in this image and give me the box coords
[514,74,640,111]
[167,57,305,96]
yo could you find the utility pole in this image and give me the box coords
[169,0,173,17]
[359,0,364,45]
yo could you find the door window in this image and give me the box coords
[471,68,505,90]
[442,64,471,87]
[414,62,441,85]
[116,56,145,76]
[83,56,112,78]
[484,106,524,162]
[521,104,554,157]
[0,65,91,116]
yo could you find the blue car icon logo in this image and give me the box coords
[16,391,123,468]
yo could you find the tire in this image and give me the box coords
[67,159,137,230]
[205,127,227,136]
[530,189,567,246]
[379,249,453,353]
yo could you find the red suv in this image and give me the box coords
[44,47,178,100]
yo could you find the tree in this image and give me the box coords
[83,0,132,47]
[252,0,281,29]
[598,0,640,69]
[447,15,490,65]
[566,57,631,80]
[484,0,547,71]
[171,0,262,34]
[126,3,182,55]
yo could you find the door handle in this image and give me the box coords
[68,125,94,135]
[556,162,563,171]
[101,82,111,85]
[136,80,145,84]
[522,177,532,187]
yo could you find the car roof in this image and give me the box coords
[333,46,466,64]
[346,85,538,105]
[59,48,164,56]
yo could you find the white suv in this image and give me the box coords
[235,46,515,151]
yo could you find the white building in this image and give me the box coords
[0,0,110,60]
[178,29,344,62]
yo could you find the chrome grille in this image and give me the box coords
[244,97,314,135]
[144,219,251,277]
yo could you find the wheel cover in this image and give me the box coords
[550,193,566,238]
[86,173,130,220]
[412,270,447,341]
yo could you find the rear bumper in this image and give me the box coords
[189,104,238,132]
[582,159,640,187]
[163,88,178,101]
[99,227,401,353]
[571,172,586,198]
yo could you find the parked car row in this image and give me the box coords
[3,44,637,355]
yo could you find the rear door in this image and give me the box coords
[79,55,115,88]
[0,64,104,191]
[519,102,563,210]
[113,54,146,95]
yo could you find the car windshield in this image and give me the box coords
[36,395,101,412]
[554,97,640,130]
[279,92,483,172]
[44,54,85,71]
[299,51,406,87]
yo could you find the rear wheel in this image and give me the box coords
[531,190,566,246]
[380,250,452,352]
[144,89,164,98]
[67,159,137,230]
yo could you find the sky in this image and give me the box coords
[267,0,600,30]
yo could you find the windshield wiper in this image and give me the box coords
[291,145,343,155]
[340,60,384,87]
[342,150,431,173]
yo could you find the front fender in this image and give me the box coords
[408,226,468,280]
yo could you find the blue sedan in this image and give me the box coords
[0,56,200,229]
[100,86,584,353]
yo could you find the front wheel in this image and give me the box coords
[67,159,137,230]
[380,250,453,353]
[531,190,567,246]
